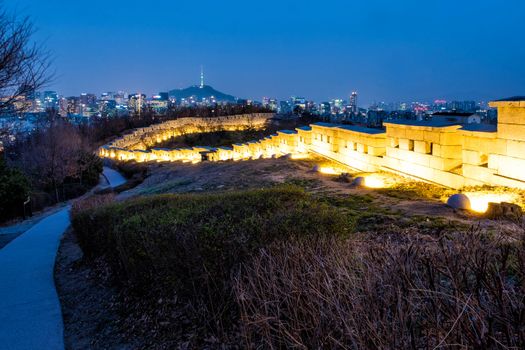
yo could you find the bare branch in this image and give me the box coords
[0,9,52,116]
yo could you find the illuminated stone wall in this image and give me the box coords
[460,100,525,188]
[99,99,525,189]
[382,122,469,188]
[309,123,386,172]
[99,113,272,162]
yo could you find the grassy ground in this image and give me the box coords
[151,129,274,149]
[65,155,525,348]
[149,119,312,150]
[377,180,456,201]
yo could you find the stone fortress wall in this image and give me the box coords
[99,99,525,189]
[99,113,273,163]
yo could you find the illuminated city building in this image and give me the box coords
[349,91,358,114]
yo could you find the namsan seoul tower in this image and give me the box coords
[200,65,204,88]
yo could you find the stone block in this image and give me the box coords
[463,136,481,151]
[388,126,406,138]
[423,131,441,144]
[490,101,522,108]
[506,139,525,159]
[429,156,462,171]
[407,161,435,180]
[406,129,424,141]
[357,143,368,154]
[463,164,494,183]
[496,155,525,182]
[399,138,414,151]
[485,202,522,220]
[368,146,386,156]
[400,149,431,167]
[463,135,498,153]
[475,138,505,156]
[498,123,525,142]
[431,169,465,189]
[389,137,399,148]
[383,157,433,180]
[386,147,400,159]
[440,145,463,159]
[414,140,431,154]
[491,174,525,189]
[439,132,462,145]
[498,106,525,125]
[462,150,488,166]
[382,156,401,170]
[367,137,387,148]
[432,144,441,157]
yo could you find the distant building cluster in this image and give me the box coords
[261,93,495,129]
[18,90,172,118]
[16,89,253,119]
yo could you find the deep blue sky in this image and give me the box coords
[8,0,525,105]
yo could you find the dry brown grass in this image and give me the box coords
[71,193,115,218]
[235,230,525,349]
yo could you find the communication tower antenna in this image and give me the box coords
[200,66,204,88]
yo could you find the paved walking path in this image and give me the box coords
[0,167,126,350]
[101,166,127,188]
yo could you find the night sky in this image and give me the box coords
[8,0,525,105]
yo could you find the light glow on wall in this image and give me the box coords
[318,166,342,175]
[463,192,517,213]
[364,174,387,188]
[291,153,309,160]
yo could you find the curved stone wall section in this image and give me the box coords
[99,113,273,162]
[99,99,525,190]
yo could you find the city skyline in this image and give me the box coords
[8,0,525,105]
[24,87,495,124]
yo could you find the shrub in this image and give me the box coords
[71,185,354,330]
[0,158,30,221]
[77,151,103,186]
[30,190,55,213]
[71,193,115,219]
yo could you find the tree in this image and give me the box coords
[6,114,104,205]
[0,8,50,116]
[0,157,29,221]
[77,151,103,187]
[17,121,82,202]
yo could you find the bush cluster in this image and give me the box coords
[72,186,354,328]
